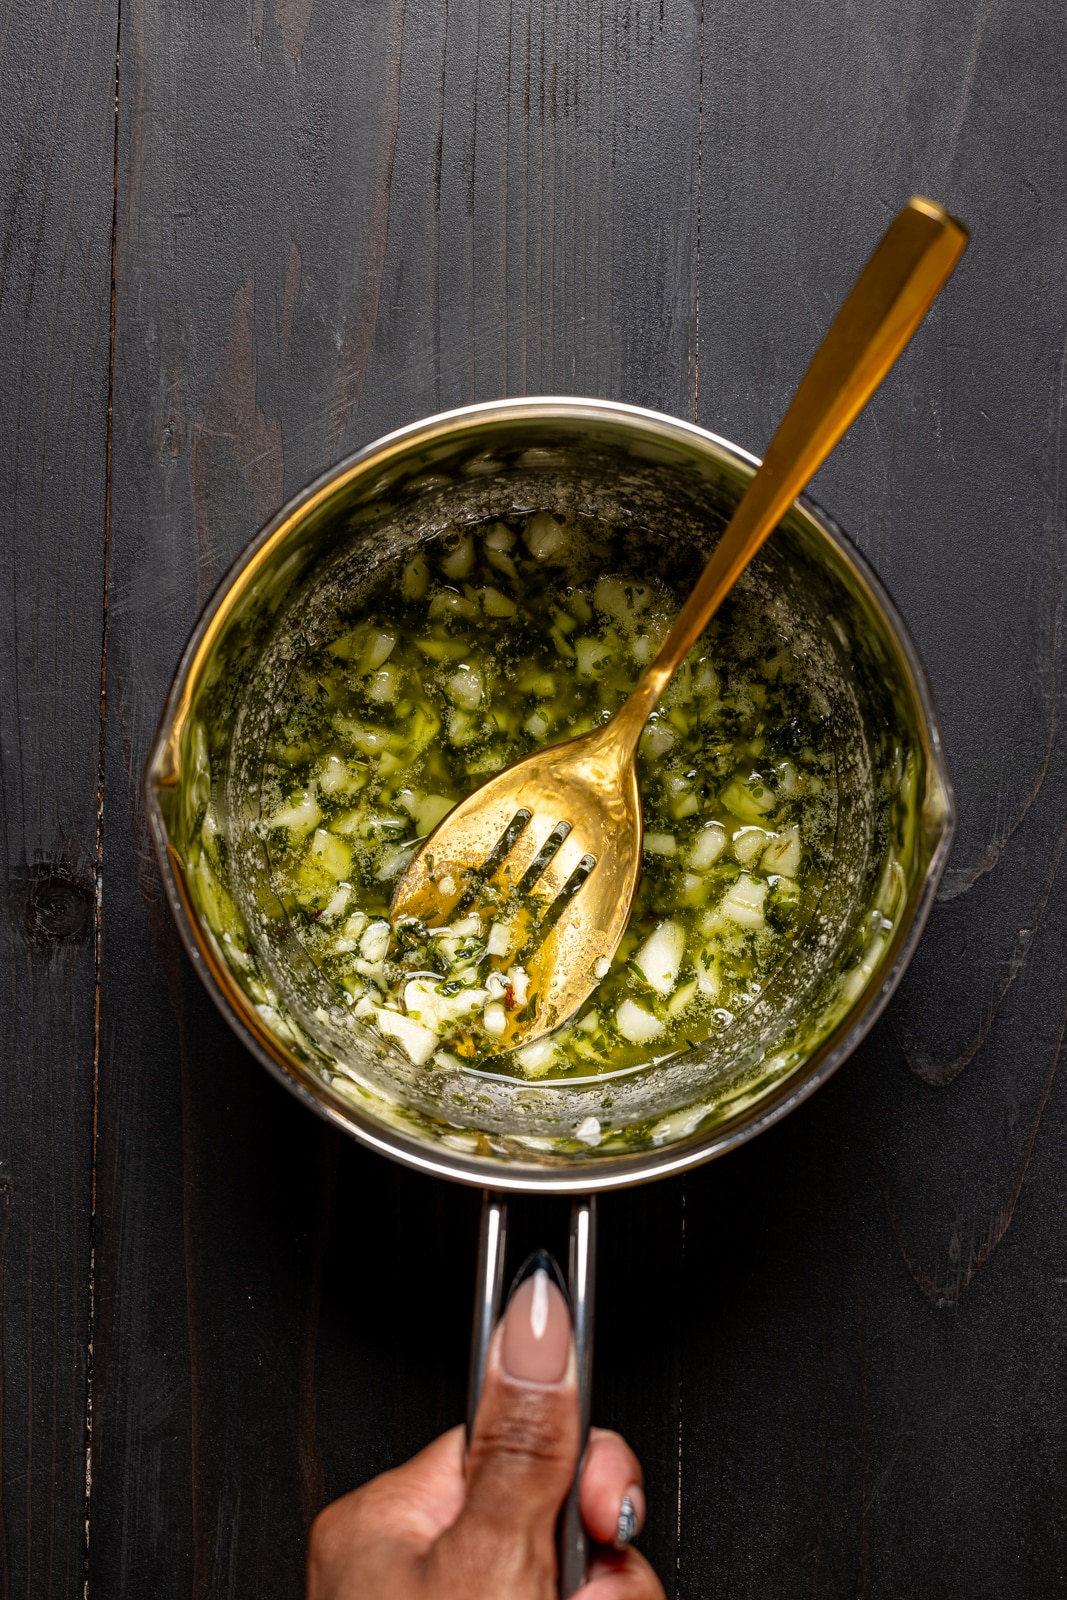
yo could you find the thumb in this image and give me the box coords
[434,1255,579,1594]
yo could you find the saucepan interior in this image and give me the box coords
[145,399,953,1192]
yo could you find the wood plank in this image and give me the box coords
[0,0,117,1591]
[596,1179,687,1587]
[93,0,702,1593]
[680,0,1067,1593]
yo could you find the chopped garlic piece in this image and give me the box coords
[375,1010,438,1065]
[366,665,401,703]
[693,659,719,697]
[689,821,727,870]
[482,585,517,617]
[483,1002,507,1036]
[447,667,484,710]
[363,629,398,670]
[696,954,720,998]
[319,756,363,797]
[575,637,613,677]
[403,979,488,1031]
[359,920,391,962]
[732,826,772,866]
[593,576,652,623]
[762,824,801,878]
[320,885,351,922]
[267,790,321,836]
[516,1037,556,1076]
[483,521,515,551]
[667,980,698,1017]
[441,532,475,579]
[634,920,685,995]
[616,999,665,1043]
[524,511,564,559]
[641,722,675,759]
[678,871,709,908]
[720,873,767,928]
[375,842,416,881]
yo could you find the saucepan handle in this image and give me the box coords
[559,1194,597,1596]
[466,1191,510,1439]
[466,1191,598,1599]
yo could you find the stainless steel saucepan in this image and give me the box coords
[145,399,954,1593]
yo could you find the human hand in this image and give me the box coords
[307,1261,664,1599]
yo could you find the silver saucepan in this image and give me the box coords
[145,399,954,1592]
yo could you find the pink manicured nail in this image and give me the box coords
[501,1267,571,1383]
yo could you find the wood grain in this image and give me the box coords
[0,0,117,1587]
[679,2,1067,1591]
[0,0,118,1591]
[47,0,1067,1594]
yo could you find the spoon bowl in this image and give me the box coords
[390,718,642,1045]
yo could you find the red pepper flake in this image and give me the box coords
[504,983,516,1010]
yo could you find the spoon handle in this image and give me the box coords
[616,196,968,736]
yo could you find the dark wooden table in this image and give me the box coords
[4,1,1067,1594]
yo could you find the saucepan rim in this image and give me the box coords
[144,396,955,1193]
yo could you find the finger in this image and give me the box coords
[310,1425,466,1568]
[576,1547,666,1599]
[580,1428,647,1547]
[368,1425,468,1542]
[434,1259,578,1591]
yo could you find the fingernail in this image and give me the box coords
[501,1253,571,1383]
[507,1247,569,1302]
[616,1485,645,1547]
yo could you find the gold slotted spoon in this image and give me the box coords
[390,197,968,1048]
